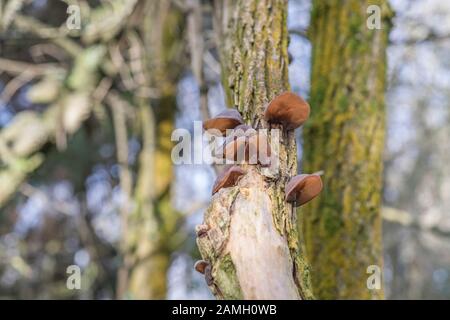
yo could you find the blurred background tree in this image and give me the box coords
[0,0,189,299]
[0,0,449,299]
[302,0,391,299]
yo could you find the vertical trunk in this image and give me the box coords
[302,0,392,299]
[196,0,313,300]
[125,1,185,299]
[126,100,175,299]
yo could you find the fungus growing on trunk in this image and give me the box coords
[285,174,323,206]
[203,109,244,135]
[247,131,271,166]
[220,125,253,162]
[195,224,209,237]
[212,165,245,195]
[222,132,248,162]
[233,124,255,137]
[221,125,271,165]
[264,92,310,130]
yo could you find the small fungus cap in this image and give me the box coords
[221,125,253,162]
[212,165,245,194]
[194,260,209,274]
[285,174,323,206]
[246,131,271,166]
[203,109,244,135]
[264,92,310,130]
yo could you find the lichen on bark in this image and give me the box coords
[302,0,393,299]
[197,0,313,299]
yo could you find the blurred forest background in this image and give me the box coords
[0,0,449,299]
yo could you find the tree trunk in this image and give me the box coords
[196,0,313,300]
[302,0,392,299]
[124,0,185,299]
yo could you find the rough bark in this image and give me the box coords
[196,0,313,300]
[302,0,392,299]
[125,0,185,299]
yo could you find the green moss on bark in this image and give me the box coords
[213,254,244,300]
[302,0,392,299]
[211,0,313,299]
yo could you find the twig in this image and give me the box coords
[127,31,147,87]
[390,32,450,46]
[109,42,137,90]
[93,77,113,103]
[1,0,25,31]
[0,69,35,105]
[107,91,134,299]
[289,28,309,39]
[203,50,221,76]
[383,206,450,238]
[186,0,221,175]
[186,0,210,120]
[12,14,82,57]
[29,43,70,63]
[0,57,56,75]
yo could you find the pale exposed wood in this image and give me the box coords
[196,0,314,300]
[227,168,300,299]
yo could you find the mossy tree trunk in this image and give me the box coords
[302,0,392,299]
[196,0,313,300]
[123,1,185,299]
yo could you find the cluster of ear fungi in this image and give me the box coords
[204,110,272,168]
[195,92,323,277]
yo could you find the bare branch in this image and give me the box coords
[106,91,134,299]
[390,32,450,46]
[289,28,309,39]
[186,0,210,120]
[0,57,58,75]
[12,14,82,56]
[383,206,450,238]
